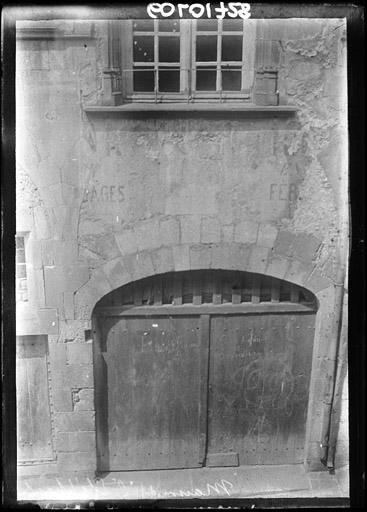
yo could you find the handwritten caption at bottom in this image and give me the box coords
[20,477,235,503]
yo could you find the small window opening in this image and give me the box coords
[16,235,28,302]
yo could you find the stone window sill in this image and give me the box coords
[84,103,298,116]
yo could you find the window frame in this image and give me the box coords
[117,19,257,103]
[16,234,28,303]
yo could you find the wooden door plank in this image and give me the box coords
[198,314,210,466]
[102,315,203,471]
[207,312,315,465]
[93,316,112,470]
[16,335,53,463]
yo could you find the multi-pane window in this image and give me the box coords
[132,19,181,94]
[114,18,257,102]
[16,235,28,302]
[194,19,245,94]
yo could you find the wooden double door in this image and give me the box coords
[94,307,315,471]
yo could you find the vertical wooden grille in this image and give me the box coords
[260,275,272,302]
[279,281,291,302]
[182,274,193,304]
[96,270,317,310]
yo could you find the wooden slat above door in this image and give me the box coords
[94,270,317,313]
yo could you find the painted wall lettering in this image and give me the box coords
[84,185,125,203]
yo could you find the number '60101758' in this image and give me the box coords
[147,2,251,20]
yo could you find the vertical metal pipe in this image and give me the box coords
[320,255,348,470]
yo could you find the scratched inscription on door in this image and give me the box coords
[103,316,202,470]
[208,314,314,464]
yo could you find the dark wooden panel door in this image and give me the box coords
[16,335,54,463]
[207,313,315,465]
[95,315,205,471]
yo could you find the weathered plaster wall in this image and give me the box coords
[16,18,348,475]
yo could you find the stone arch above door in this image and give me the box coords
[75,241,331,322]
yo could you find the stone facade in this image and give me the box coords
[16,17,349,477]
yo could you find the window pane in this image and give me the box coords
[159,68,180,92]
[196,36,217,61]
[16,236,24,249]
[159,36,180,62]
[133,68,155,92]
[222,68,242,90]
[222,35,243,61]
[196,19,218,31]
[16,249,25,263]
[159,20,180,32]
[17,264,27,279]
[133,20,154,32]
[133,36,154,62]
[196,67,217,91]
[18,278,28,290]
[222,19,243,31]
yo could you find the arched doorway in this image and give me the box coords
[92,270,317,471]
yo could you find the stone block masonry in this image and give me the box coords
[15,17,349,478]
[234,221,259,245]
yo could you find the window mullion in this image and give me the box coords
[154,20,159,98]
[191,20,197,97]
[188,20,193,99]
[181,20,190,97]
[217,20,222,94]
[241,20,246,92]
